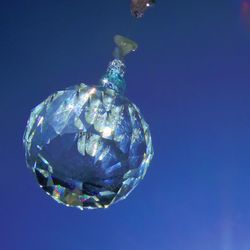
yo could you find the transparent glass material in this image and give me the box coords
[24,83,153,209]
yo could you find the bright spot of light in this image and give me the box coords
[102,127,112,137]
[37,116,44,126]
[102,78,109,84]
[89,88,96,95]
[67,104,74,111]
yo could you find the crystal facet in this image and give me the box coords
[24,83,153,209]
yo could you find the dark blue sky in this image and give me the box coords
[1,1,250,250]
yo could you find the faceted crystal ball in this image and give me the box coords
[24,83,153,209]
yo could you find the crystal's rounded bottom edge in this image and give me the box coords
[33,167,134,210]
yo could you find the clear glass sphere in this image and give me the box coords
[24,83,153,210]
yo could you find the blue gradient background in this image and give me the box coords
[1,1,250,249]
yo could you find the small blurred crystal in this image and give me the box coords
[131,0,156,18]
